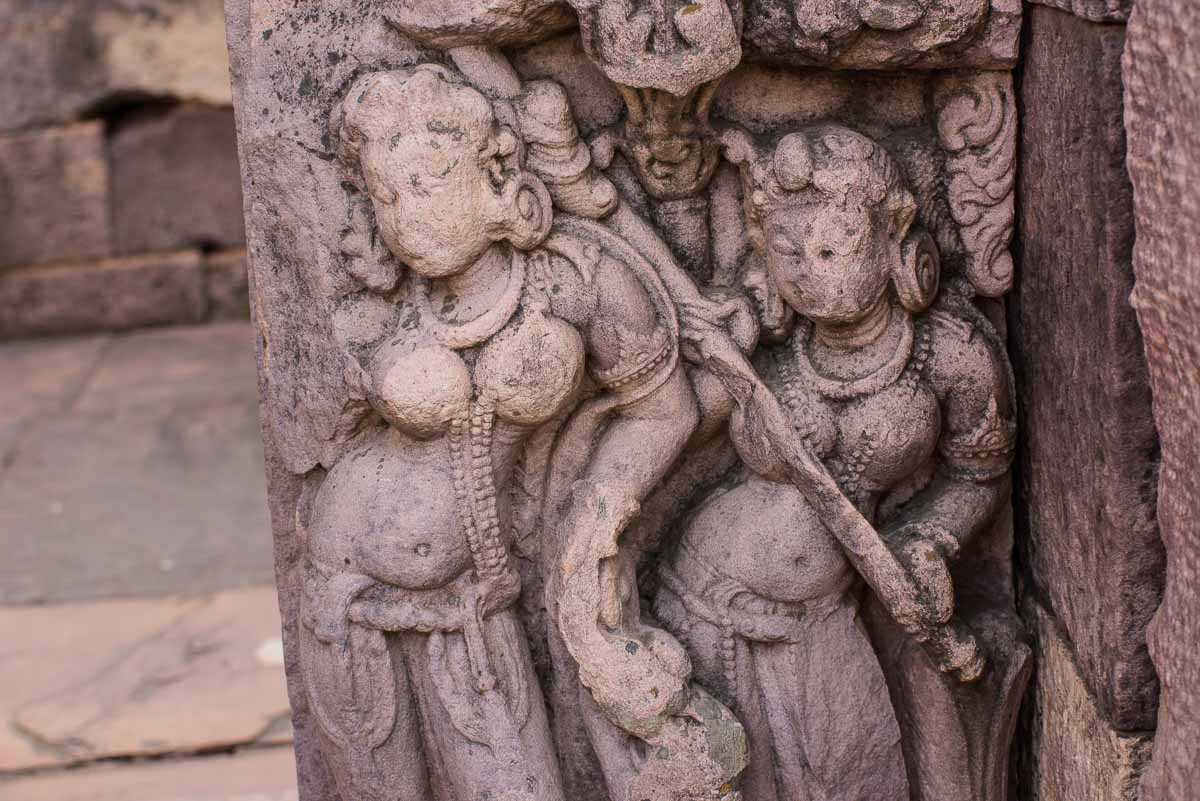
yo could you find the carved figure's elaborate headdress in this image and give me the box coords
[729,125,918,236]
[332,65,520,198]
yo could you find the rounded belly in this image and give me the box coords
[676,475,853,603]
[307,435,472,590]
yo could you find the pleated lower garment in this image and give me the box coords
[655,581,909,801]
[304,607,564,801]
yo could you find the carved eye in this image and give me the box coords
[818,248,835,260]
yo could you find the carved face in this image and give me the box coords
[762,201,897,323]
[626,131,721,200]
[359,120,511,278]
[624,119,720,200]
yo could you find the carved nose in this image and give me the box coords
[649,141,693,164]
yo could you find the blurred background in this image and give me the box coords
[0,2,295,799]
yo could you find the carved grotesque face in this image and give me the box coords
[762,200,897,324]
[342,69,537,278]
[625,120,721,200]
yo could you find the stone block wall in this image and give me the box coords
[0,0,248,339]
[1011,2,1164,799]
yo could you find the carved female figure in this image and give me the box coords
[298,62,744,801]
[656,125,1017,801]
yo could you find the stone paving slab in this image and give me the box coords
[0,585,290,774]
[0,333,109,462]
[0,746,297,801]
[0,322,274,605]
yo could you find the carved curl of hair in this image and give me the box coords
[331,64,489,184]
[738,124,918,241]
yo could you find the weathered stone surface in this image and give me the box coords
[1021,604,1153,801]
[0,122,111,269]
[206,248,251,320]
[0,333,109,463]
[0,0,232,132]
[109,103,245,255]
[384,0,576,47]
[743,0,1022,70]
[0,323,273,605]
[0,586,290,772]
[0,747,297,801]
[0,251,207,339]
[225,4,1025,800]
[1124,0,1200,799]
[1027,0,1131,23]
[1012,5,1163,731]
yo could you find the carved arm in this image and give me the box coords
[888,311,1017,558]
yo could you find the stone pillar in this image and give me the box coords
[1124,1,1200,799]
[1011,2,1161,797]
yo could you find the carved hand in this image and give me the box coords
[678,289,759,365]
[885,520,963,561]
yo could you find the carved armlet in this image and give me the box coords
[590,326,675,394]
[939,397,1017,482]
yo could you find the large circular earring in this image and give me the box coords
[894,227,941,313]
[500,171,553,250]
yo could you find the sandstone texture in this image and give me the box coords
[0,0,249,339]
[0,251,208,339]
[224,2,1021,800]
[1023,604,1153,801]
[0,122,112,269]
[206,248,252,320]
[1013,4,1162,731]
[743,0,1022,69]
[1026,0,1131,22]
[109,103,245,255]
[1124,0,1200,798]
[0,586,290,772]
[0,747,297,801]
[0,0,232,132]
[0,323,272,605]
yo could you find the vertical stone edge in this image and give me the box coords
[1021,601,1153,801]
[221,2,341,800]
[1124,0,1200,799]
[1012,3,1163,733]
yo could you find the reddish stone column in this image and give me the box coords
[1124,1,1200,799]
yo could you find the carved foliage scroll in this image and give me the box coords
[935,71,1017,297]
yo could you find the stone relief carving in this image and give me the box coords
[743,0,1021,68]
[234,2,1030,800]
[934,72,1017,297]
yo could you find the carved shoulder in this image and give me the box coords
[922,307,1016,480]
[529,249,599,329]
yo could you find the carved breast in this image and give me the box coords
[475,308,585,426]
[371,311,585,436]
[835,381,941,494]
[773,342,942,500]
